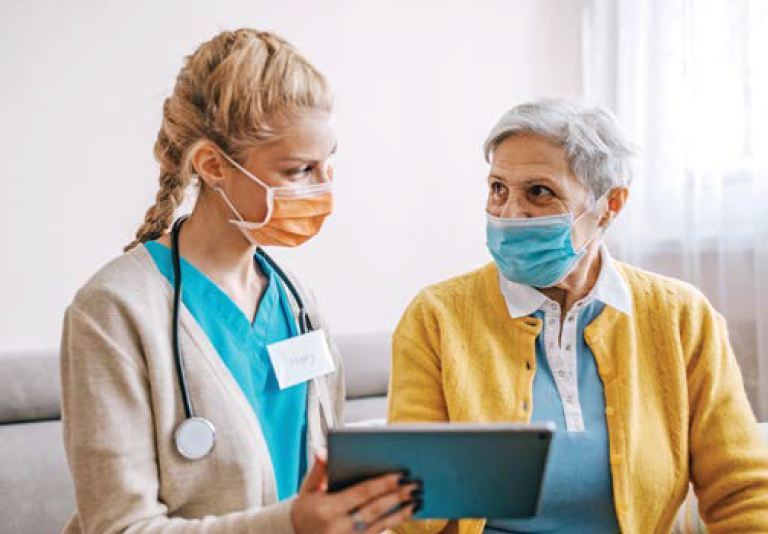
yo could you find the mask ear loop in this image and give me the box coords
[572,190,613,253]
[543,192,612,288]
[215,151,275,229]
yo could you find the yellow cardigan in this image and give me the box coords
[388,260,768,534]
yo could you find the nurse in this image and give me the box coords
[60,29,419,534]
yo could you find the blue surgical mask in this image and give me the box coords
[486,201,604,288]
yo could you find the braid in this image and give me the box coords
[124,122,188,252]
[123,169,185,252]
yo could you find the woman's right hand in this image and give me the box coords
[291,450,422,534]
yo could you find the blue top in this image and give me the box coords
[485,301,620,534]
[144,241,308,501]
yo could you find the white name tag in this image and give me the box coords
[267,329,336,390]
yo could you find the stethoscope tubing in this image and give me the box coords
[171,216,195,420]
[169,215,312,459]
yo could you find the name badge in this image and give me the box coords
[267,330,336,390]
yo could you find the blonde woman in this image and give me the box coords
[61,29,419,534]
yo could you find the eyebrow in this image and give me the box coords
[277,142,338,164]
[489,173,560,184]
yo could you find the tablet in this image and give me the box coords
[328,422,555,520]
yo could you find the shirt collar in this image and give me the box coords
[497,245,633,318]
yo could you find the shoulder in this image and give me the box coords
[396,263,493,331]
[614,260,719,324]
[62,246,170,371]
[411,263,490,307]
[70,245,167,317]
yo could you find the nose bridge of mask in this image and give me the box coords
[272,181,333,199]
[271,192,333,219]
[486,190,610,247]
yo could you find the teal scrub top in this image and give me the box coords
[485,301,620,534]
[144,241,308,501]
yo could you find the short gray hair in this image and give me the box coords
[484,99,634,200]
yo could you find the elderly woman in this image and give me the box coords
[388,99,768,534]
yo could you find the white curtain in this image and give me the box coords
[583,0,768,419]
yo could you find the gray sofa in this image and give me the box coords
[2,334,767,534]
[0,333,391,534]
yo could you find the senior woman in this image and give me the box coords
[388,99,768,534]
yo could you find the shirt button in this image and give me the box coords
[566,395,574,404]
[568,316,575,322]
[565,344,572,351]
[558,370,565,378]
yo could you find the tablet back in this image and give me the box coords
[328,423,554,520]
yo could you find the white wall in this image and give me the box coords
[0,0,582,351]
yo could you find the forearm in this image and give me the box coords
[116,500,296,534]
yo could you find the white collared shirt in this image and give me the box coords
[497,245,633,431]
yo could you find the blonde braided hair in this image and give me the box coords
[125,28,332,251]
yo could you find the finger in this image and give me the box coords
[358,483,420,526]
[315,447,328,463]
[364,501,416,534]
[356,492,406,526]
[335,473,403,512]
[300,449,328,494]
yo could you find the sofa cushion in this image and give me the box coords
[0,332,394,423]
[334,332,391,399]
[0,419,74,533]
[0,351,60,424]
[344,396,388,424]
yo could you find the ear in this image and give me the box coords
[190,141,228,189]
[599,187,629,227]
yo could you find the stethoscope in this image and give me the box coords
[170,215,315,460]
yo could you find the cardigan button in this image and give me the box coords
[525,361,532,371]
[610,454,622,465]
[605,406,615,417]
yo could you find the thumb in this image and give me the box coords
[300,448,328,494]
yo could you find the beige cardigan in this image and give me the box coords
[60,245,345,534]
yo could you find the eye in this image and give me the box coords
[529,184,555,199]
[490,180,508,197]
[287,165,313,178]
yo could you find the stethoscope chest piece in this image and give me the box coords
[174,417,216,460]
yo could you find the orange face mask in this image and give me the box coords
[216,152,334,248]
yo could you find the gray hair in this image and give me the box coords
[484,99,634,200]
